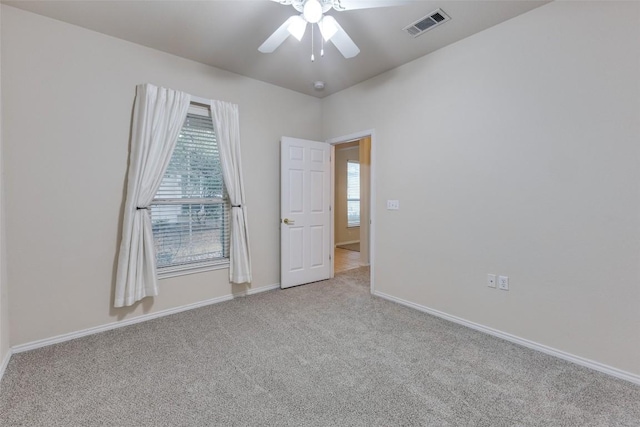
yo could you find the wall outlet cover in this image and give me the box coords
[498,275,509,290]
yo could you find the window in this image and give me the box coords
[151,107,229,275]
[347,160,360,227]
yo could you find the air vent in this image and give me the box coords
[403,9,450,38]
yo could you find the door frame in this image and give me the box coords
[326,129,376,294]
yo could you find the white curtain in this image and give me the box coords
[211,100,252,283]
[114,84,191,307]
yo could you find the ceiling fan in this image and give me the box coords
[259,0,413,60]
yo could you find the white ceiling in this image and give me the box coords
[4,0,549,98]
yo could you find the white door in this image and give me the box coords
[281,137,331,288]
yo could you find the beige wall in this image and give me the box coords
[322,1,640,375]
[1,5,322,346]
[334,143,360,245]
[0,3,9,364]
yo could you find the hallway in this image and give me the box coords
[334,247,361,274]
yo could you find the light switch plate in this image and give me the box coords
[387,200,400,210]
[498,275,509,290]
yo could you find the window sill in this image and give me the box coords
[158,259,229,280]
[347,225,360,229]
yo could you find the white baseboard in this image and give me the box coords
[12,283,280,354]
[233,283,280,297]
[0,348,11,383]
[374,290,640,386]
[335,240,360,247]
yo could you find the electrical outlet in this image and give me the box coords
[386,200,400,210]
[498,275,509,291]
[487,274,496,288]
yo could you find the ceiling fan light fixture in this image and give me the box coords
[319,15,338,41]
[260,0,363,59]
[287,15,308,41]
[303,0,323,23]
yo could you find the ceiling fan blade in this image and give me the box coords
[323,16,360,58]
[332,0,416,11]
[259,16,298,53]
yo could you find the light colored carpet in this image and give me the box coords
[336,242,360,252]
[1,267,639,426]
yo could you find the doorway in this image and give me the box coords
[279,132,375,292]
[329,133,373,290]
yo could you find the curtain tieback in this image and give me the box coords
[232,205,242,208]
[136,207,149,210]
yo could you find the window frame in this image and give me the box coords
[152,103,230,279]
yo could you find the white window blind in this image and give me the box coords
[151,109,229,271]
[347,160,360,227]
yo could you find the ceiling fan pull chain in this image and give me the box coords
[321,23,325,57]
[311,23,315,62]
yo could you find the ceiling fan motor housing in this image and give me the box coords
[287,0,334,14]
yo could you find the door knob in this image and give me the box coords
[283,218,295,225]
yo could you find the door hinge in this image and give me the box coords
[329,205,332,211]
[329,254,332,260]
